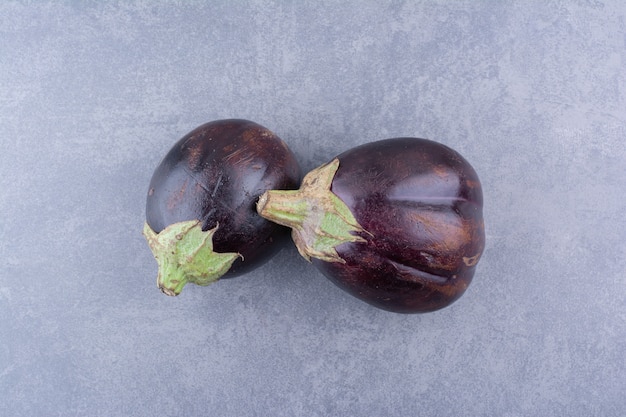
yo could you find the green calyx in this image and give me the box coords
[142,220,242,296]
[256,158,369,263]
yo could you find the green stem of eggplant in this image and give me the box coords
[256,158,370,264]
[142,220,241,296]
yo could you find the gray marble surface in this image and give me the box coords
[1,2,625,416]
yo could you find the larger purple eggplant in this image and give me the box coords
[257,138,484,313]
[143,119,300,296]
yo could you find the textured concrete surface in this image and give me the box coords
[1,1,625,416]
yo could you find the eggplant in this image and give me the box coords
[257,138,484,313]
[143,119,300,296]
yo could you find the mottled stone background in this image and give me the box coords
[1,1,624,416]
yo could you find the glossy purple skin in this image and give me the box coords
[313,138,485,313]
[146,119,301,278]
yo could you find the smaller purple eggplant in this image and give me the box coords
[257,138,484,313]
[144,119,300,296]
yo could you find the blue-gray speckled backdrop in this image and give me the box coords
[1,1,624,416]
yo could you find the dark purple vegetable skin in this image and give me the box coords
[315,138,484,313]
[146,119,300,278]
